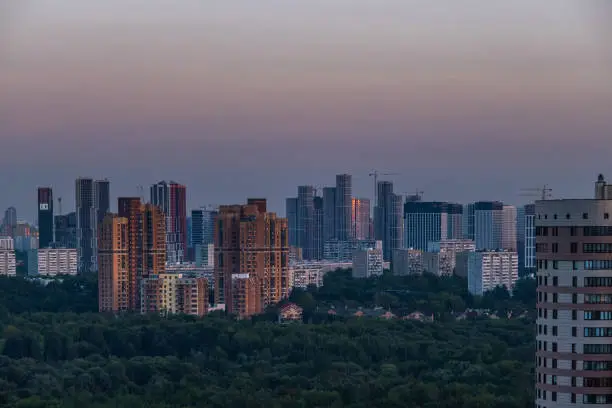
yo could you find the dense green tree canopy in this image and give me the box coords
[0,273,535,407]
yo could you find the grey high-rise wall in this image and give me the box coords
[313,196,324,260]
[473,201,504,250]
[95,179,110,224]
[334,174,352,242]
[286,198,298,247]
[297,186,315,259]
[75,178,96,273]
[375,181,403,261]
[191,208,218,247]
[322,187,336,242]
[404,201,462,251]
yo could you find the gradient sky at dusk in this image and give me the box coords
[2,1,612,222]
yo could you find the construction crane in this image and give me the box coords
[369,170,399,206]
[520,185,552,201]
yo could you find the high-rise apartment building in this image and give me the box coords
[404,201,463,251]
[375,181,404,261]
[535,175,612,408]
[150,181,187,264]
[55,212,77,248]
[98,214,129,312]
[0,236,16,277]
[214,199,289,317]
[313,196,324,260]
[467,250,518,296]
[37,187,54,248]
[335,174,352,242]
[352,198,371,240]
[117,198,166,311]
[524,204,536,275]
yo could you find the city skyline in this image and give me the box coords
[2,1,612,221]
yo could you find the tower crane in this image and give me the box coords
[368,170,399,207]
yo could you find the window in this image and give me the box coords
[573,276,578,287]
[583,213,589,219]
[552,260,559,269]
[552,326,558,336]
[585,311,612,320]
[552,243,559,252]
[552,310,558,320]
[585,277,612,287]
[572,343,576,353]
[572,293,578,304]
[572,327,577,337]
[571,242,578,253]
[552,343,558,352]
[553,277,558,286]
[605,213,610,220]
[584,327,612,337]
[572,310,578,320]
[584,344,612,354]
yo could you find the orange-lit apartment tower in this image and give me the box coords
[214,199,289,317]
[117,198,166,311]
[98,214,129,313]
[352,198,371,240]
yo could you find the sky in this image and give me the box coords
[1,0,612,222]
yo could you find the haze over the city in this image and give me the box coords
[2,0,612,221]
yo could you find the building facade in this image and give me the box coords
[404,201,463,251]
[467,251,518,296]
[290,261,352,289]
[352,247,384,278]
[392,248,424,276]
[214,199,289,317]
[375,181,404,261]
[55,212,77,248]
[140,273,208,316]
[335,174,352,242]
[352,198,371,241]
[502,205,518,251]
[191,208,217,248]
[37,187,54,248]
[98,215,130,312]
[150,181,187,265]
[535,176,612,407]
[28,248,77,276]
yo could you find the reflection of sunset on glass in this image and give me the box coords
[1,0,611,218]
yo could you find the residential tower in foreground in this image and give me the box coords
[535,174,612,408]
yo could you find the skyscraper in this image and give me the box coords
[286,198,298,247]
[98,214,129,312]
[502,205,517,251]
[150,181,187,264]
[55,212,77,248]
[334,174,352,242]
[313,196,324,260]
[191,207,218,247]
[37,187,53,248]
[535,175,612,408]
[322,187,336,242]
[473,201,504,250]
[110,198,166,312]
[214,199,289,317]
[297,186,315,259]
[404,201,463,251]
[375,181,404,261]
[2,207,16,237]
[351,198,371,240]
[75,178,96,273]
[95,179,110,224]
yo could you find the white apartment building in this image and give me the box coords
[427,239,476,276]
[290,261,352,289]
[0,236,14,250]
[467,251,518,296]
[392,248,424,276]
[352,248,384,278]
[0,250,16,276]
[28,248,78,276]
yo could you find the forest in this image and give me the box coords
[0,272,535,408]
